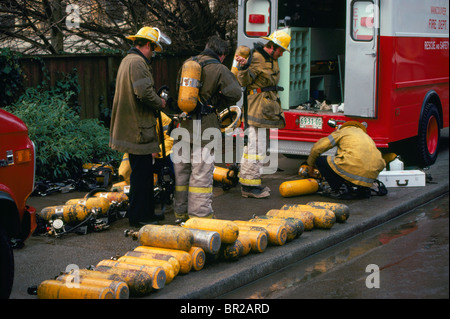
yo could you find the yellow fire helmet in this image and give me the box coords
[126,27,171,52]
[261,29,291,52]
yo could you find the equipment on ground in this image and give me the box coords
[279,178,319,197]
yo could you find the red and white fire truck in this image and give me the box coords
[237,0,449,167]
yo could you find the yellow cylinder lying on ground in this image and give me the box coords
[247,218,297,242]
[134,246,192,274]
[213,166,236,185]
[185,228,221,254]
[231,45,251,77]
[93,266,153,297]
[188,246,206,271]
[183,218,239,244]
[237,228,268,253]
[125,225,194,251]
[56,272,129,299]
[279,178,319,197]
[178,60,202,113]
[38,204,90,223]
[116,256,176,284]
[234,220,287,246]
[306,201,350,223]
[65,197,111,216]
[281,204,336,229]
[96,259,166,290]
[220,234,251,261]
[37,279,114,299]
[253,215,304,238]
[266,209,315,231]
[88,191,129,205]
[124,251,180,275]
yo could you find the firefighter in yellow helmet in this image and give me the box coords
[305,121,386,199]
[110,26,171,227]
[235,29,291,198]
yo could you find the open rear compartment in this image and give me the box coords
[273,0,348,156]
[278,0,346,112]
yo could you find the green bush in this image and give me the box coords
[5,88,121,181]
[0,48,24,108]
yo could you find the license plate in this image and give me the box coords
[299,116,323,129]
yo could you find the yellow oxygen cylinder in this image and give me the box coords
[219,235,251,261]
[125,225,194,252]
[37,279,115,299]
[178,60,202,113]
[93,266,154,297]
[188,246,206,271]
[237,228,268,253]
[253,215,304,238]
[134,246,192,274]
[56,272,129,299]
[231,45,251,77]
[38,204,90,223]
[116,255,176,284]
[88,191,129,205]
[65,197,111,216]
[234,220,287,246]
[279,178,319,197]
[266,209,315,231]
[281,204,336,229]
[182,218,239,244]
[95,259,166,290]
[247,218,297,242]
[306,201,350,223]
[124,251,181,276]
[213,166,235,186]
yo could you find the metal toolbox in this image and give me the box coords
[377,170,426,187]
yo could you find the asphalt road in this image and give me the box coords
[9,128,449,300]
[219,194,449,299]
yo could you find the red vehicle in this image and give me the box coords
[238,0,449,166]
[0,108,37,299]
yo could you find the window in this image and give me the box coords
[351,1,375,41]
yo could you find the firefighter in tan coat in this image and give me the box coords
[173,36,242,223]
[110,26,170,227]
[306,121,386,199]
[235,30,291,198]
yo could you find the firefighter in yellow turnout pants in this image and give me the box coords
[173,36,241,223]
[235,30,291,198]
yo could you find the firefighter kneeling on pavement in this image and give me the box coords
[172,36,242,224]
[305,121,386,199]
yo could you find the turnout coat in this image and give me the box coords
[307,126,386,188]
[110,49,163,155]
[237,42,285,129]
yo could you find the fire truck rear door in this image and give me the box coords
[344,0,379,118]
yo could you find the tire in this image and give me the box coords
[0,227,14,299]
[417,103,441,167]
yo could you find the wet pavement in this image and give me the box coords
[9,128,449,300]
[219,194,449,299]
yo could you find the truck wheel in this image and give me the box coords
[0,227,14,299]
[417,103,440,167]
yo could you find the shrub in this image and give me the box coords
[5,88,121,181]
[0,48,24,108]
